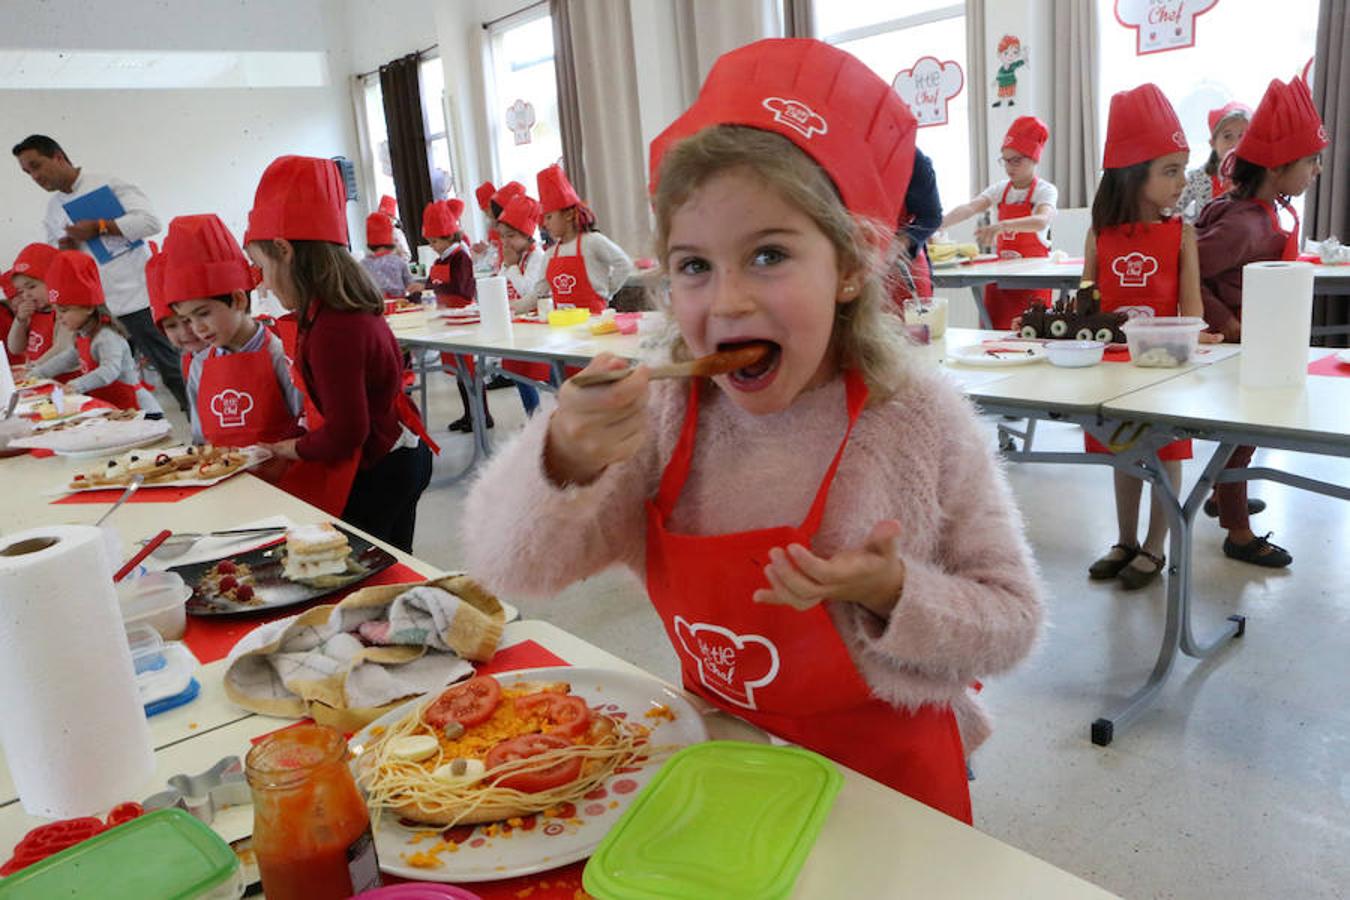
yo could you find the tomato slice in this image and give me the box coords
[484,734,582,793]
[514,692,592,738]
[424,676,503,728]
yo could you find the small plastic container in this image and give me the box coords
[548,307,590,327]
[1121,316,1205,368]
[584,741,842,900]
[126,625,199,714]
[1046,339,1106,368]
[0,808,243,900]
[116,570,190,639]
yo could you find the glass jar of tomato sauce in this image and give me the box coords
[245,724,381,899]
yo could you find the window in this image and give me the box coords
[816,3,970,214]
[1095,0,1319,219]
[485,9,564,190]
[357,55,458,213]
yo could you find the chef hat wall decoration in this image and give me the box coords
[892,56,964,127]
[506,99,537,146]
[1113,0,1219,55]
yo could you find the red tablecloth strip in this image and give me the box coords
[1103,346,1132,363]
[1308,355,1350,378]
[473,639,570,676]
[184,561,428,663]
[28,448,54,458]
[51,486,210,505]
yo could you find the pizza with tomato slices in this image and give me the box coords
[356,675,651,827]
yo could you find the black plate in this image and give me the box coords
[173,524,396,617]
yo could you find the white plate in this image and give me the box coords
[63,446,272,492]
[1336,349,1350,365]
[949,341,1048,367]
[350,665,708,883]
[54,430,173,459]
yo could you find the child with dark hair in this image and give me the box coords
[6,243,65,366]
[1193,77,1327,569]
[1179,101,1251,223]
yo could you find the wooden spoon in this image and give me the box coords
[570,342,774,388]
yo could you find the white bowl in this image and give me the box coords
[1045,340,1105,367]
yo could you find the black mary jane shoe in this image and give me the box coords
[1203,497,1266,518]
[1089,543,1139,580]
[447,417,472,433]
[1118,549,1165,591]
[1222,533,1292,568]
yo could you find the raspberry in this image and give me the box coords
[218,576,237,591]
[235,585,254,602]
[216,561,236,574]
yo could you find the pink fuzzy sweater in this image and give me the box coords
[463,368,1044,754]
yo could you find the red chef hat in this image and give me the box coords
[11,243,61,282]
[1102,83,1188,170]
[537,165,584,215]
[45,250,105,308]
[498,194,542,238]
[160,215,254,305]
[1207,101,1252,136]
[1002,116,1049,161]
[491,181,526,213]
[378,194,398,218]
[649,38,918,227]
[475,181,496,212]
[145,245,172,325]
[422,199,464,239]
[366,212,396,247]
[1235,78,1328,169]
[246,155,348,246]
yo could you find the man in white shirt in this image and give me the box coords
[12,135,187,410]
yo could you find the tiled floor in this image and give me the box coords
[405,365,1346,900]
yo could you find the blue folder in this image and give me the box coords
[62,184,144,264]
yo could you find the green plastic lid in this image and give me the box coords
[583,741,842,900]
[0,809,239,900]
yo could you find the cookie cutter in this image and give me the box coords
[142,755,252,825]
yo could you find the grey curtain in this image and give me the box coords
[1308,0,1348,346]
[965,0,989,195]
[550,0,587,197]
[782,0,815,38]
[673,0,780,106]
[379,53,434,248]
[1046,0,1100,207]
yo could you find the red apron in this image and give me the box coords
[195,345,298,446]
[546,235,606,315]
[645,372,972,823]
[887,248,933,306]
[983,178,1052,330]
[25,311,57,364]
[1,304,20,366]
[429,244,473,310]
[1088,219,1191,460]
[1256,197,1301,262]
[502,248,554,384]
[75,334,141,410]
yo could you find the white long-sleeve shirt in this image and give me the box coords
[506,246,547,314]
[29,325,163,413]
[43,170,162,317]
[530,231,634,301]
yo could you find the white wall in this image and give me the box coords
[0,0,363,260]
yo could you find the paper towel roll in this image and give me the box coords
[477,275,513,342]
[0,357,15,412]
[1239,261,1314,389]
[0,526,154,817]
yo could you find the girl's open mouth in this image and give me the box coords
[718,340,781,391]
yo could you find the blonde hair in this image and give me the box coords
[650,126,908,401]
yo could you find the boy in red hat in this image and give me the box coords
[531,164,633,313]
[942,115,1057,328]
[6,243,67,367]
[1193,77,1327,570]
[1179,101,1252,223]
[145,245,207,380]
[361,212,422,299]
[162,214,304,446]
[26,250,162,413]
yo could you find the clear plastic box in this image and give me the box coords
[1121,316,1205,368]
[117,570,190,639]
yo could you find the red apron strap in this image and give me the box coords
[799,370,869,535]
[393,391,440,455]
[653,379,703,517]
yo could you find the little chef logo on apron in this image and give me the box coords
[673,616,780,710]
[1111,251,1159,288]
[551,272,577,296]
[761,97,828,139]
[209,389,255,428]
[26,330,44,355]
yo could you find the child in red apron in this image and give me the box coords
[497,193,547,415]
[1193,77,1327,570]
[1,271,21,366]
[941,116,1056,329]
[146,245,207,385]
[245,155,435,553]
[27,251,162,414]
[425,198,490,433]
[470,180,504,273]
[1082,84,1220,590]
[7,243,69,370]
[463,39,1046,825]
[1179,101,1251,224]
[158,214,305,450]
[535,165,634,314]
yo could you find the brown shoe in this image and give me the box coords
[1089,543,1139,580]
[1118,549,1165,590]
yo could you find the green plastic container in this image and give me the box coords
[0,809,240,899]
[583,741,842,899]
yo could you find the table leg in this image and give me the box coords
[969,286,993,330]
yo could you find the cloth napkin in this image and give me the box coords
[223,574,505,733]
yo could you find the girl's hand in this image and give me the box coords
[1199,331,1225,344]
[14,297,36,323]
[260,438,301,462]
[754,520,906,618]
[546,354,650,486]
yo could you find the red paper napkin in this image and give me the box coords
[1102,346,1132,363]
[51,486,210,505]
[1308,355,1350,378]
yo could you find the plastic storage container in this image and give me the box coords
[583,741,842,900]
[1045,340,1106,368]
[117,570,190,639]
[0,809,242,900]
[1121,316,1205,368]
[548,307,590,327]
[126,624,199,715]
